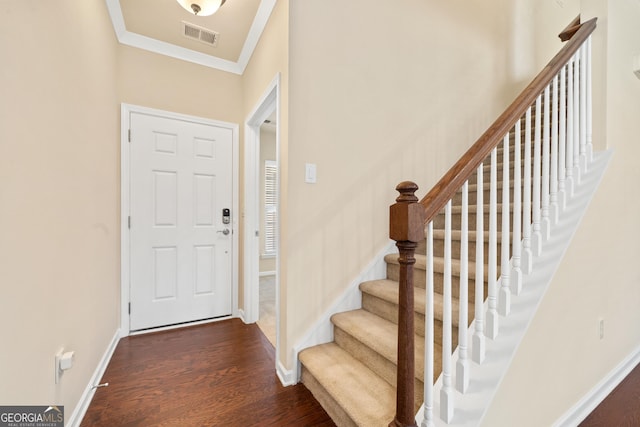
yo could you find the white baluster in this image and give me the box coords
[566,58,575,196]
[573,52,581,183]
[511,119,523,295]
[486,148,499,339]
[472,163,485,364]
[541,85,551,241]
[587,36,593,161]
[499,134,511,316]
[521,107,533,274]
[580,43,588,171]
[422,223,434,427]
[558,64,567,210]
[550,75,559,225]
[531,95,543,256]
[456,182,469,393]
[441,201,454,423]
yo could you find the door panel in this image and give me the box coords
[130,112,232,331]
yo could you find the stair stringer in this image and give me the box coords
[418,150,613,427]
[292,240,398,383]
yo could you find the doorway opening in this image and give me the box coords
[255,115,277,346]
[243,75,280,362]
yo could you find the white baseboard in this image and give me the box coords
[291,240,396,382]
[553,344,640,427]
[237,308,247,323]
[67,329,122,427]
[128,315,234,336]
[277,360,296,386]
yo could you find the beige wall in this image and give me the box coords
[0,0,120,420]
[483,0,640,425]
[241,0,289,353]
[283,0,559,367]
[117,45,243,124]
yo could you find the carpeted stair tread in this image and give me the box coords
[444,202,513,213]
[416,230,511,261]
[384,253,492,281]
[331,309,426,381]
[466,180,516,192]
[431,229,509,241]
[486,160,526,170]
[359,279,470,328]
[299,342,396,427]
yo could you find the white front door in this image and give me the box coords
[129,111,233,331]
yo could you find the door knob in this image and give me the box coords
[217,228,230,235]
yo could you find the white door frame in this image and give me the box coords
[243,75,280,348]
[120,103,240,335]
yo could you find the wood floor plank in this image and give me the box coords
[580,362,640,427]
[81,319,335,427]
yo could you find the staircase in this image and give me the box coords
[298,143,518,426]
[298,17,598,427]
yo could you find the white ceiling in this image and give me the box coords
[105,0,277,75]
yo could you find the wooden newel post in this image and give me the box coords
[389,181,424,427]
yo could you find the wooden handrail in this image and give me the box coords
[389,17,596,426]
[419,17,597,225]
[559,15,581,41]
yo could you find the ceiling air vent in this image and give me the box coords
[182,21,219,47]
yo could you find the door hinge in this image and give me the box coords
[128,129,131,143]
[128,216,131,229]
[128,302,131,314]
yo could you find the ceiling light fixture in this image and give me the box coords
[176,0,226,17]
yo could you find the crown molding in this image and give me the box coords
[105,0,276,75]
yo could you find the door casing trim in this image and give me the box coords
[120,103,240,335]
[243,74,281,365]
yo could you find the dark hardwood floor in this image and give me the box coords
[580,362,640,427]
[80,317,639,426]
[81,319,335,427]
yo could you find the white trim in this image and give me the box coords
[243,76,280,324]
[120,103,239,336]
[120,104,131,334]
[553,344,640,427]
[67,329,122,427]
[259,270,276,277]
[105,0,276,75]
[128,315,234,336]
[236,0,277,70]
[230,111,240,320]
[237,308,247,323]
[277,360,296,387]
[292,240,396,382]
[244,74,282,380]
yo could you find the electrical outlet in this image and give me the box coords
[305,163,317,184]
[54,349,63,384]
[599,319,605,340]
